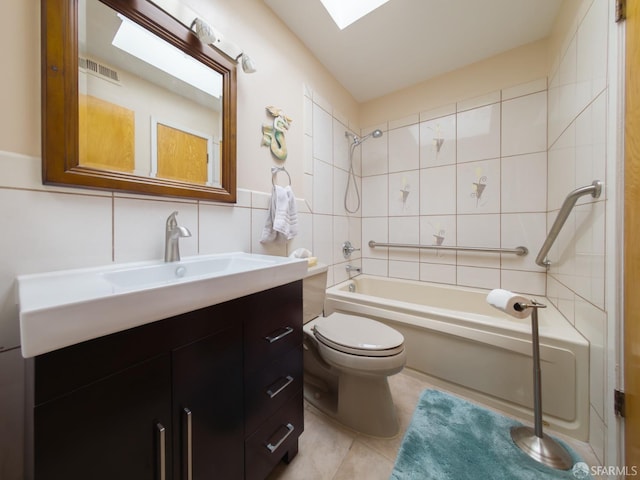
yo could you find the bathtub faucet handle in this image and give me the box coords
[342,241,360,259]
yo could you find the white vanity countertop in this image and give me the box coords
[17,252,308,358]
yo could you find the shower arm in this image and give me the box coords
[535,180,602,268]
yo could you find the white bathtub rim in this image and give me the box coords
[326,276,588,348]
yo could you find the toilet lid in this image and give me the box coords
[313,313,404,357]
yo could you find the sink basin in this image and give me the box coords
[102,255,274,288]
[18,252,308,358]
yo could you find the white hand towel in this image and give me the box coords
[260,185,298,243]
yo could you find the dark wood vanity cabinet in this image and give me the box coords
[243,284,304,480]
[26,281,303,480]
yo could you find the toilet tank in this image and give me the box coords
[302,264,328,324]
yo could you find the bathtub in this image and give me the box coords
[324,275,589,440]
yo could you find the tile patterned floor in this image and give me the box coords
[267,369,600,480]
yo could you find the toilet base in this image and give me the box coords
[303,372,400,438]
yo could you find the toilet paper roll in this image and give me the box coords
[486,289,531,319]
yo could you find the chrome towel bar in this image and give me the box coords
[368,241,528,256]
[535,180,602,268]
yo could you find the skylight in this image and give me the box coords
[112,14,221,98]
[319,0,391,30]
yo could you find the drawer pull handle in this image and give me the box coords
[265,423,295,453]
[266,375,294,398]
[156,423,166,480]
[265,326,294,343]
[183,408,193,480]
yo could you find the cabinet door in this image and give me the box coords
[34,354,172,480]
[172,324,244,480]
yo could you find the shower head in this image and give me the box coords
[345,129,383,146]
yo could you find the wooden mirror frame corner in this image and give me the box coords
[41,0,237,202]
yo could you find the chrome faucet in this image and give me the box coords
[345,265,361,274]
[164,211,191,262]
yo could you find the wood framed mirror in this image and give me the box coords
[41,0,237,202]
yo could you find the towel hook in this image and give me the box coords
[271,166,291,186]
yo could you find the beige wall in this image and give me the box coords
[184,0,361,193]
[360,39,548,127]
[0,0,40,157]
[0,0,360,194]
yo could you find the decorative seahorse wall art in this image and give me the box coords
[262,106,293,161]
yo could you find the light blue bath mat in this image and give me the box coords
[390,389,591,480]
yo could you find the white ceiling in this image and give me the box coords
[264,0,563,102]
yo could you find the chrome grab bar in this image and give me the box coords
[368,241,528,256]
[535,180,602,268]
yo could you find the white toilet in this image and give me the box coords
[302,264,406,437]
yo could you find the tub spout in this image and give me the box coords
[345,265,361,274]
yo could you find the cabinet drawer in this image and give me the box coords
[244,283,302,372]
[244,392,303,480]
[245,346,302,434]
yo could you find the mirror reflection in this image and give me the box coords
[78,0,223,187]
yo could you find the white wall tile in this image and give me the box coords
[575,92,607,193]
[456,214,500,268]
[288,211,313,257]
[500,212,547,272]
[362,217,388,260]
[388,170,419,216]
[199,204,251,254]
[548,35,577,146]
[547,276,576,325]
[333,119,350,172]
[457,103,501,163]
[362,258,388,277]
[303,95,313,136]
[548,124,576,211]
[575,297,606,420]
[388,124,419,173]
[420,165,456,215]
[456,265,500,290]
[500,269,546,297]
[389,260,419,281]
[419,215,456,265]
[304,133,313,175]
[312,159,333,214]
[332,167,348,216]
[573,201,606,308]
[389,216,419,262]
[501,153,547,213]
[361,131,388,176]
[114,198,198,263]
[312,103,333,164]
[576,0,608,114]
[362,175,388,217]
[420,263,456,285]
[0,189,113,347]
[456,158,500,214]
[420,114,456,168]
[332,216,349,264]
[312,214,333,266]
[501,91,547,157]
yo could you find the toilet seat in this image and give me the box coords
[312,313,404,357]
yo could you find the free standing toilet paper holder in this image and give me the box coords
[511,299,573,470]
